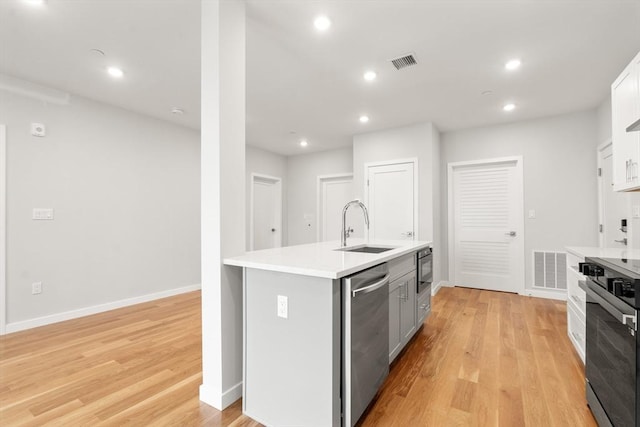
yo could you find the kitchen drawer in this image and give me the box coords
[388,253,416,282]
[416,289,431,326]
[566,252,585,272]
[567,268,586,317]
[567,300,586,365]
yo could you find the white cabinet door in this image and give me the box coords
[367,162,415,240]
[612,51,640,191]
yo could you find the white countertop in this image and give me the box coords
[224,239,432,279]
[566,246,640,259]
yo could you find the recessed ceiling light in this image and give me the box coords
[363,71,377,82]
[300,140,308,147]
[359,115,369,123]
[314,15,331,31]
[171,107,184,115]
[503,103,516,112]
[107,66,124,79]
[24,0,45,6]
[505,59,521,71]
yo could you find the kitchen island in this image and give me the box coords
[224,238,431,427]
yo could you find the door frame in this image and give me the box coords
[364,158,419,240]
[249,173,282,251]
[316,173,353,242]
[597,139,629,248]
[447,156,525,294]
[1,125,6,335]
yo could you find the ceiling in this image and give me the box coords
[2,1,640,156]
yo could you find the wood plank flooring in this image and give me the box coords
[0,287,596,426]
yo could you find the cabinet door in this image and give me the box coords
[612,52,640,191]
[388,282,402,363]
[400,271,417,344]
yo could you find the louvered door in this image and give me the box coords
[451,159,524,293]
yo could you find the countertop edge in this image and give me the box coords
[224,241,431,279]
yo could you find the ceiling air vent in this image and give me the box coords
[389,53,418,70]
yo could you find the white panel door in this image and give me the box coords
[319,177,354,242]
[451,159,523,293]
[367,162,415,240]
[252,176,282,251]
[600,144,629,247]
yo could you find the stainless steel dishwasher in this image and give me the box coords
[342,263,390,427]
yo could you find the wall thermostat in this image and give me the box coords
[31,123,46,137]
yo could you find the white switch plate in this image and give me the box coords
[634,206,640,219]
[32,282,42,295]
[277,295,288,318]
[31,123,46,137]
[528,209,536,219]
[33,208,54,220]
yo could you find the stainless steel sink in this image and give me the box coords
[336,245,396,254]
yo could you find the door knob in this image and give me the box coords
[401,231,414,237]
[505,231,516,236]
[271,228,276,232]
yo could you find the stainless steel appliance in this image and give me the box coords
[342,263,390,427]
[581,257,640,427]
[417,248,433,319]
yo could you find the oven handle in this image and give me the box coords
[586,284,637,331]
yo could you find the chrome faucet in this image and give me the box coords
[341,199,370,247]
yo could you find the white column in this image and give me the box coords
[199,0,246,410]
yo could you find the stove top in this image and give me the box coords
[591,257,640,279]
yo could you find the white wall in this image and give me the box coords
[1,90,200,329]
[441,110,599,290]
[596,95,613,144]
[245,146,288,249]
[286,147,353,246]
[352,123,440,280]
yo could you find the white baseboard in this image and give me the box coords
[5,283,201,334]
[432,280,451,295]
[522,287,567,301]
[199,381,242,410]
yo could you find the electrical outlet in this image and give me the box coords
[33,208,54,220]
[32,282,42,295]
[277,295,288,318]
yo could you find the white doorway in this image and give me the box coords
[598,141,629,248]
[365,159,418,241]
[1,124,6,335]
[448,157,524,294]
[317,174,354,242]
[250,173,282,251]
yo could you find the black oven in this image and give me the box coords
[582,257,640,427]
[417,247,432,296]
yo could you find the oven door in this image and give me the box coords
[417,251,432,295]
[585,279,636,427]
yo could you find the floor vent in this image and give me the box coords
[389,53,418,70]
[533,251,567,290]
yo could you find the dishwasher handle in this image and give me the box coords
[352,274,390,298]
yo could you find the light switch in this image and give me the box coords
[528,209,536,219]
[32,208,54,220]
[633,206,640,219]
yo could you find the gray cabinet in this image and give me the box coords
[416,288,431,325]
[389,270,417,363]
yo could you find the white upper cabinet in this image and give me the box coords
[612,51,640,191]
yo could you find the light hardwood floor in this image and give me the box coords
[0,287,596,426]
